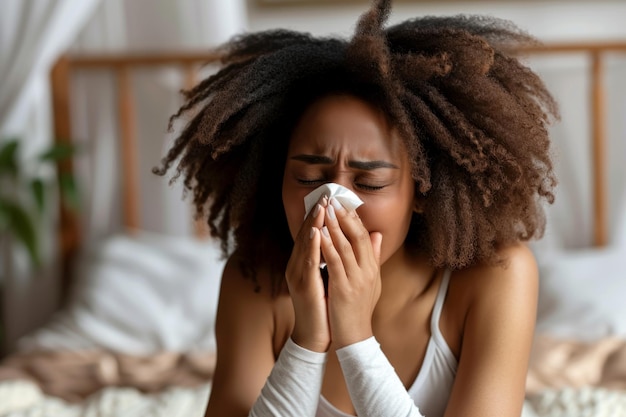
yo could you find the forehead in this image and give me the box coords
[287,94,406,159]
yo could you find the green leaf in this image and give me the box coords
[31,178,46,214]
[0,204,8,230]
[0,139,19,176]
[60,172,80,212]
[0,197,39,267]
[39,142,79,163]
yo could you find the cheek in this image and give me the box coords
[359,193,414,231]
[282,183,307,240]
[358,197,414,258]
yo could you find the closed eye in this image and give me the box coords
[297,178,324,186]
[356,183,386,191]
[297,179,387,191]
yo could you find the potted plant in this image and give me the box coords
[0,137,79,352]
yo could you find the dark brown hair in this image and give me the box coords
[154,0,558,293]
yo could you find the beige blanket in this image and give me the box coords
[527,334,626,394]
[1,334,625,405]
[0,350,215,403]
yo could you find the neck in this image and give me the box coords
[375,246,437,319]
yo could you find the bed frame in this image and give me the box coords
[50,41,626,305]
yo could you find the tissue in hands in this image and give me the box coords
[304,183,364,272]
[303,183,364,218]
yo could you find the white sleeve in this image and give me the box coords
[250,337,327,417]
[336,337,424,417]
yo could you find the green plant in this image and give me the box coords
[0,138,79,267]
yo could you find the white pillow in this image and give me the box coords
[18,231,226,354]
[536,246,626,341]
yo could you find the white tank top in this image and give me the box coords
[316,269,457,417]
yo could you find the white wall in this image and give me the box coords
[247,1,626,40]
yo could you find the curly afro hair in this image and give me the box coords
[154,0,558,294]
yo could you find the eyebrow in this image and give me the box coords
[290,154,399,170]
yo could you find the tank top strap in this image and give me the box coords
[430,269,452,332]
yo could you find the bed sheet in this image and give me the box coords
[535,245,626,342]
[1,334,625,416]
[0,349,215,403]
[0,380,212,417]
[1,377,625,417]
[17,231,226,355]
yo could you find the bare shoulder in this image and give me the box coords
[217,254,277,315]
[215,256,273,338]
[444,244,539,416]
[205,255,292,416]
[453,242,539,308]
[216,256,291,350]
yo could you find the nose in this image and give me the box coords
[324,166,354,190]
[308,181,363,214]
[325,178,356,195]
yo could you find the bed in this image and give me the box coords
[0,41,625,417]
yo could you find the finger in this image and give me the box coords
[319,226,347,286]
[369,232,383,266]
[307,194,328,227]
[287,199,326,281]
[298,205,325,265]
[325,202,359,272]
[327,198,373,266]
[304,193,329,222]
[304,227,322,282]
[287,226,324,296]
[294,196,327,251]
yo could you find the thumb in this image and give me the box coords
[369,232,383,265]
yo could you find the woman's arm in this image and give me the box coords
[205,259,328,417]
[206,197,331,417]
[321,199,537,416]
[330,244,537,417]
[320,199,424,416]
[250,337,327,416]
[336,337,425,417]
[444,243,539,417]
[203,258,279,416]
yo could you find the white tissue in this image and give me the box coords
[303,183,364,219]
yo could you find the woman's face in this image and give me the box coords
[282,94,416,265]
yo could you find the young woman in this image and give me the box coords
[155,0,558,415]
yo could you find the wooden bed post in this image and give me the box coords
[50,56,81,305]
[590,52,608,247]
[116,66,141,232]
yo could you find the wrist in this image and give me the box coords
[332,327,374,349]
[291,328,330,353]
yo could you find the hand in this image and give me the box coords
[321,197,383,349]
[285,195,331,353]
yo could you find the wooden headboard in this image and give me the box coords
[50,42,626,304]
[51,52,222,303]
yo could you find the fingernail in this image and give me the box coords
[321,194,329,206]
[321,226,330,238]
[312,204,321,218]
[327,204,336,220]
[330,197,343,211]
[310,227,316,239]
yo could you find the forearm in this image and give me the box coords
[250,338,327,417]
[337,337,424,417]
